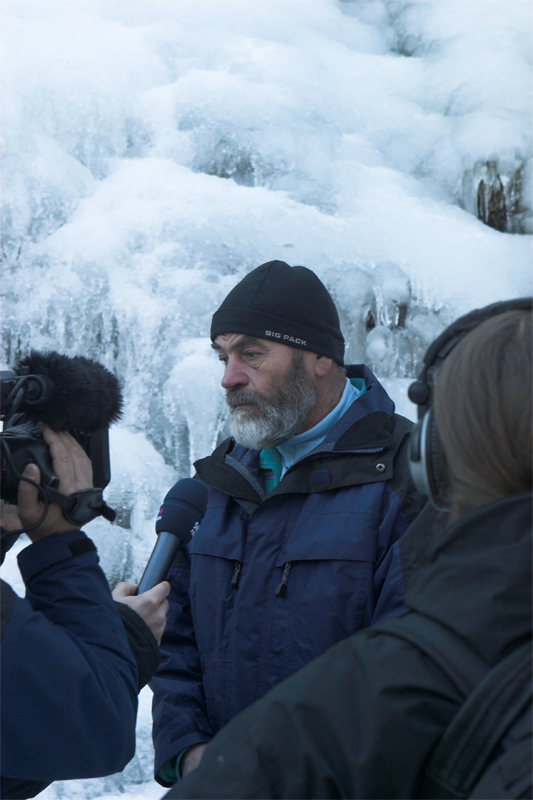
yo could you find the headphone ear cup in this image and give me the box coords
[426,412,449,510]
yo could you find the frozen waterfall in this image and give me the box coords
[1,2,531,798]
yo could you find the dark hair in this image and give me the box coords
[434,309,532,520]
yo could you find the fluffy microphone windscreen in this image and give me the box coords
[14,350,123,432]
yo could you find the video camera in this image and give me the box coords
[1,351,123,531]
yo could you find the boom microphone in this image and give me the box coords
[137,479,209,594]
[0,350,122,514]
[9,350,123,431]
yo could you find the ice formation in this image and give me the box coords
[1,2,531,797]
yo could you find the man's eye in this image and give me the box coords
[245,351,260,359]
[217,356,228,364]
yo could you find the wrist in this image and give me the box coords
[181,742,208,777]
[26,523,81,542]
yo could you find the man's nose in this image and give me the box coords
[221,358,249,390]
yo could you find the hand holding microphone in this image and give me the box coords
[113,581,171,645]
[113,478,208,644]
[136,478,209,595]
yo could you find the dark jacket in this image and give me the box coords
[0,531,138,799]
[165,492,532,799]
[115,601,160,692]
[151,365,425,780]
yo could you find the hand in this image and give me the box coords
[182,742,208,777]
[112,581,171,644]
[17,426,94,542]
[0,500,22,532]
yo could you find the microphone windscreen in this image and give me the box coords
[15,351,123,431]
[156,478,209,541]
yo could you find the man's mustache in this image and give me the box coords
[226,389,262,410]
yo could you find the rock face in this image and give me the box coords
[377,0,532,237]
[463,159,532,235]
[477,163,507,232]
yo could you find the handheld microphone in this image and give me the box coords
[136,478,209,595]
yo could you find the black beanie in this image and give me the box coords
[210,260,345,365]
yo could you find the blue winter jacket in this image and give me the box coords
[0,531,138,796]
[151,365,425,781]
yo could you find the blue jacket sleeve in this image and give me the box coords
[370,486,410,625]
[369,416,427,626]
[1,531,138,782]
[150,553,214,784]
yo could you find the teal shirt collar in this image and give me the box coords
[259,378,365,483]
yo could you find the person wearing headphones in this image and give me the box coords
[164,298,532,800]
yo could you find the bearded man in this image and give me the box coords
[151,261,425,787]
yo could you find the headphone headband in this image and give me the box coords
[423,297,532,375]
[409,298,533,417]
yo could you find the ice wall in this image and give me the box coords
[1,2,531,797]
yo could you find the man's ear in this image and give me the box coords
[313,354,334,378]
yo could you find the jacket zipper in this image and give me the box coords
[275,562,292,597]
[231,561,242,588]
[224,456,263,592]
[225,455,266,503]
[224,445,385,595]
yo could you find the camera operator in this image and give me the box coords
[0,426,167,800]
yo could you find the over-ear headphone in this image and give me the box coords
[407,297,533,510]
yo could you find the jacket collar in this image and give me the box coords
[194,365,400,506]
[325,365,394,450]
[222,364,396,458]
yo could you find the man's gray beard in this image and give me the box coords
[226,352,318,451]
